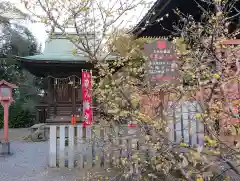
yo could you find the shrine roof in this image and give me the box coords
[17,36,89,63]
[17,54,118,63]
[131,0,240,38]
[17,35,118,63]
[18,54,88,63]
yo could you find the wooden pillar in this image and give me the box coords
[47,77,51,118]
[44,108,47,123]
[36,109,40,123]
[49,125,57,167]
[72,76,76,116]
[47,77,53,118]
[52,78,57,117]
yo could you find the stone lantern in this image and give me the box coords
[0,80,18,155]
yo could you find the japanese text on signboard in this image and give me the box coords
[144,40,179,85]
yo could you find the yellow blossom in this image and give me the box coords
[196,176,204,181]
[195,113,202,119]
[40,18,48,23]
[180,142,188,147]
[72,49,77,55]
[213,73,220,79]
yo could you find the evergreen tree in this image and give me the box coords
[0,1,41,128]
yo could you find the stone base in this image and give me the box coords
[0,142,11,155]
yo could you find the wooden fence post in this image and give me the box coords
[173,104,177,142]
[99,126,105,168]
[113,125,119,166]
[175,103,182,143]
[68,125,75,168]
[94,125,101,168]
[77,125,83,168]
[189,101,198,146]
[49,125,57,167]
[59,125,65,167]
[180,104,185,143]
[86,126,92,169]
[197,103,204,146]
[108,125,114,166]
[92,125,97,168]
[188,106,192,146]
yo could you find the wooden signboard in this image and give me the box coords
[144,39,179,86]
[141,40,179,119]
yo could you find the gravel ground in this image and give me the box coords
[0,129,119,181]
[0,141,84,181]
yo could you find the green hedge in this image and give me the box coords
[0,102,35,128]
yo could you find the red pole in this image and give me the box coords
[3,104,9,143]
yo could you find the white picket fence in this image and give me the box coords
[48,102,204,169]
[49,124,140,169]
[167,101,204,146]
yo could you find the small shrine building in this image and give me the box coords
[17,32,111,124]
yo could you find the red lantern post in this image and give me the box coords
[0,80,18,155]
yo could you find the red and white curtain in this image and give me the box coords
[81,70,93,126]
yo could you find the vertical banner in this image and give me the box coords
[81,70,93,126]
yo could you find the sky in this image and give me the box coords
[6,0,47,49]
[6,0,154,50]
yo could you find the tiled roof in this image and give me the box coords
[19,54,88,62]
[17,35,118,63]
